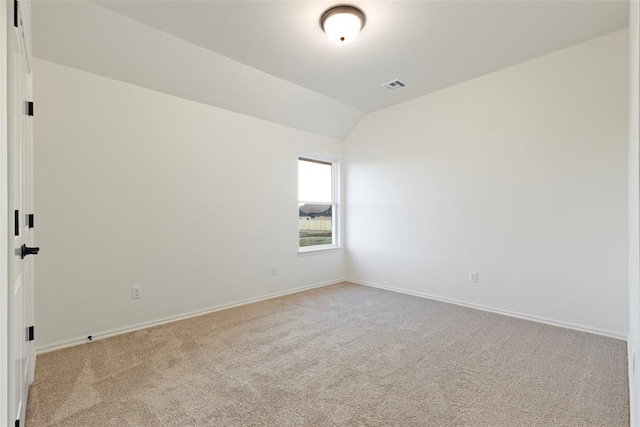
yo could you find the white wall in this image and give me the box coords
[33,58,345,350]
[345,29,629,337]
[628,1,640,424]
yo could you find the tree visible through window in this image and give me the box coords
[298,157,337,249]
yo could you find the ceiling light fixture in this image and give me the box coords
[320,5,366,45]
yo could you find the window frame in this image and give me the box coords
[297,155,342,255]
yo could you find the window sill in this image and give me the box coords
[298,246,343,257]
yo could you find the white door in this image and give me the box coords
[7,0,36,425]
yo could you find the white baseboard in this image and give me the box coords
[36,278,346,354]
[348,278,627,341]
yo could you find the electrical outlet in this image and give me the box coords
[272,265,278,275]
[132,285,142,299]
[468,272,478,283]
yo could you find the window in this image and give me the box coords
[298,157,339,252]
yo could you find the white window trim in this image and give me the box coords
[298,246,343,256]
[297,154,342,255]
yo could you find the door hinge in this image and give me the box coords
[27,326,34,342]
[13,0,18,28]
[26,101,33,117]
[14,210,19,236]
[28,214,34,228]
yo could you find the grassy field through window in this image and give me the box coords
[299,229,332,247]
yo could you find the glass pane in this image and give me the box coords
[299,159,332,203]
[299,204,333,247]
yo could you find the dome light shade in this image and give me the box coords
[320,5,366,44]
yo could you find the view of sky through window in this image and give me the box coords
[298,159,331,202]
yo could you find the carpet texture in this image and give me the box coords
[26,282,629,426]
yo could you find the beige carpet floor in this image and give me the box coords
[26,282,628,426]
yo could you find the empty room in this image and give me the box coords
[1,0,639,425]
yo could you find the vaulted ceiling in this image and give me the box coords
[33,1,628,139]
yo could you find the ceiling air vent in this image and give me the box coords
[382,79,407,92]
